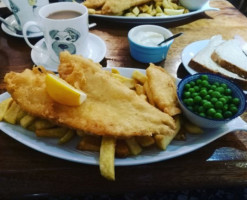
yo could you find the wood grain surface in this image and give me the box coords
[0,0,247,198]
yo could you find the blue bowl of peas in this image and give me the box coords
[177,73,246,129]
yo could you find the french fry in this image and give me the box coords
[0,98,13,121]
[99,136,116,181]
[125,137,142,155]
[76,130,86,137]
[58,129,75,144]
[112,73,135,89]
[111,68,120,74]
[116,140,130,158]
[164,8,184,15]
[136,136,155,147]
[16,109,26,124]
[155,115,182,150]
[77,134,101,152]
[20,114,36,128]
[135,83,145,95]
[132,6,140,16]
[174,128,186,141]
[34,119,55,130]
[88,8,96,14]
[125,12,136,17]
[184,120,203,134]
[132,70,147,84]
[138,13,152,17]
[35,127,68,138]
[3,101,21,124]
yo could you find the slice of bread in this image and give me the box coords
[211,39,247,79]
[188,35,247,90]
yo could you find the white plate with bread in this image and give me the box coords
[181,35,247,91]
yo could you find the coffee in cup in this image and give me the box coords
[23,2,89,63]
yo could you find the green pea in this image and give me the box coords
[200,89,207,97]
[194,85,200,92]
[219,97,227,104]
[190,81,195,87]
[188,88,195,93]
[183,91,191,98]
[229,105,238,114]
[216,87,225,94]
[201,80,209,87]
[215,101,223,109]
[224,111,233,118]
[214,112,223,119]
[212,91,221,98]
[232,97,240,106]
[191,92,199,98]
[203,101,213,109]
[225,88,232,95]
[194,95,202,104]
[204,95,211,101]
[198,106,205,113]
[200,75,208,80]
[211,85,217,90]
[186,98,194,106]
[207,108,216,117]
[199,113,206,117]
[184,83,190,90]
[221,83,228,89]
[211,97,218,104]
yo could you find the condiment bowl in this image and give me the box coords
[179,0,209,11]
[177,73,246,129]
[128,25,173,63]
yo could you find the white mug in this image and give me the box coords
[2,0,49,32]
[23,2,89,63]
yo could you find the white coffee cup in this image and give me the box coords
[2,0,49,32]
[23,2,89,63]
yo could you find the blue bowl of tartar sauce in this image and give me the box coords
[128,25,173,63]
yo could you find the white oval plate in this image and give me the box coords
[89,2,219,24]
[0,67,246,166]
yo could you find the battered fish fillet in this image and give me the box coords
[146,64,181,116]
[83,0,105,9]
[4,52,176,138]
[101,0,152,15]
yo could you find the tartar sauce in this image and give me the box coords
[133,31,164,47]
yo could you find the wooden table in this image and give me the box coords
[1,0,247,198]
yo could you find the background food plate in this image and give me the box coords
[89,2,219,24]
[0,67,246,166]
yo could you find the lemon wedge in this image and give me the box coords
[45,73,87,106]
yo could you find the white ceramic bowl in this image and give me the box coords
[179,0,209,10]
[128,25,173,63]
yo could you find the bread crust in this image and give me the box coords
[188,59,247,90]
[211,52,247,79]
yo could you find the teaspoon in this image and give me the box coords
[158,32,183,46]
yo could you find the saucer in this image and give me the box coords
[31,33,107,71]
[1,15,43,38]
